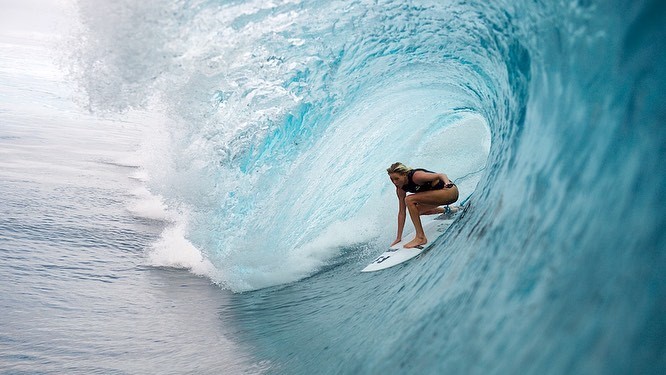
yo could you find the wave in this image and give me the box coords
[73,0,500,291]
[71,0,665,372]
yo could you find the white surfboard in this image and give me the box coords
[361,212,457,272]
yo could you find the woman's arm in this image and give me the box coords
[438,173,453,185]
[392,187,407,246]
[412,170,453,186]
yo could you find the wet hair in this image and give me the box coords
[387,162,412,175]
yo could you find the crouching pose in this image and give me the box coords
[387,162,459,248]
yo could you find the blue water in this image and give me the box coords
[2,0,665,374]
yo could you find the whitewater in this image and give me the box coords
[1,0,664,374]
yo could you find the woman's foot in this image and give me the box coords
[404,236,427,248]
[422,207,446,215]
[437,205,464,218]
[448,205,463,213]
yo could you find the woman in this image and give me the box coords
[387,162,459,248]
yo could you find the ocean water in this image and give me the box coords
[1,0,664,374]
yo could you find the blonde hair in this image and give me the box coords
[387,162,412,175]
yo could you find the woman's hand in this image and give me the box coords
[391,238,402,246]
[437,173,453,186]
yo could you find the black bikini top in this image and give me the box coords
[402,168,445,193]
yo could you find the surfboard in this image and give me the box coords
[361,212,457,272]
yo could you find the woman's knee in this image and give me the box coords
[405,195,418,207]
[451,187,460,202]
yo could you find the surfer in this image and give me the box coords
[387,162,459,248]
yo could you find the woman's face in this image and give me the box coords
[389,172,407,188]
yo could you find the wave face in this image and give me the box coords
[73,0,665,373]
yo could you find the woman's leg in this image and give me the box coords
[419,204,463,215]
[403,187,459,248]
[418,204,445,215]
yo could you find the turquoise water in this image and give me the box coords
[2,0,665,373]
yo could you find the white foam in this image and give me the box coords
[129,169,148,182]
[147,220,218,278]
[215,212,386,292]
[292,216,379,261]
[126,186,175,222]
